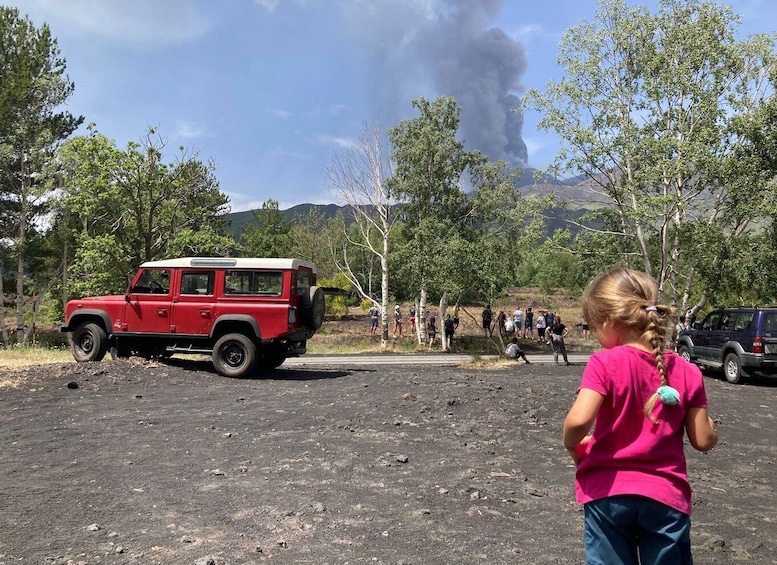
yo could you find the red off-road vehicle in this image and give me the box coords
[61,257,325,377]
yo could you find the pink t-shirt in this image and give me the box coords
[574,346,708,515]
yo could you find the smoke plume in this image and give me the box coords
[341,0,528,166]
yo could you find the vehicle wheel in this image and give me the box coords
[258,345,288,370]
[724,353,747,384]
[212,333,257,378]
[677,345,691,363]
[110,344,132,360]
[71,322,108,362]
[301,286,325,330]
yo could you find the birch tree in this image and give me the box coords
[524,0,776,309]
[327,122,396,347]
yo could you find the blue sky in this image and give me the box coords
[8,0,774,212]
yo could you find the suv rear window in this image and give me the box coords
[762,313,777,333]
[224,270,283,296]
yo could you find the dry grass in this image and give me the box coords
[0,347,73,369]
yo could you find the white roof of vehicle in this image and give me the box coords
[139,257,317,273]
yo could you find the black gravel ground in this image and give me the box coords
[1,357,775,564]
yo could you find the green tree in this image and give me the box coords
[0,6,83,344]
[56,127,235,297]
[388,96,487,344]
[524,0,777,309]
[240,199,292,258]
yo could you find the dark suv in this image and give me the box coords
[676,307,777,383]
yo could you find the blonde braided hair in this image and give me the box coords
[582,268,677,422]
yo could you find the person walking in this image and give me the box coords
[443,314,456,351]
[427,316,437,350]
[482,304,494,337]
[544,310,556,344]
[512,306,523,338]
[550,316,571,365]
[393,305,403,337]
[536,310,547,343]
[563,267,717,564]
[368,304,380,334]
[523,307,535,340]
[496,310,507,336]
[409,305,417,334]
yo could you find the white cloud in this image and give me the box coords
[254,0,281,11]
[176,120,206,140]
[329,104,348,115]
[14,0,211,47]
[316,134,358,149]
[272,109,293,119]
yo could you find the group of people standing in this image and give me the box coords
[371,303,459,351]
[484,304,572,365]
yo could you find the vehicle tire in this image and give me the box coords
[301,286,325,330]
[110,344,132,360]
[258,344,288,370]
[71,322,108,362]
[724,352,747,384]
[212,333,257,378]
[677,345,692,363]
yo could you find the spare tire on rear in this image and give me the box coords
[301,286,325,330]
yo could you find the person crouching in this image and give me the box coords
[506,337,530,364]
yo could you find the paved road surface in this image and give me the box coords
[285,352,591,367]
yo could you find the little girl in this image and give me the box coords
[563,267,717,564]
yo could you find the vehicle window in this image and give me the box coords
[180,272,215,296]
[701,312,720,331]
[720,312,733,330]
[296,269,311,296]
[224,270,282,296]
[733,312,754,331]
[762,313,777,333]
[132,269,171,294]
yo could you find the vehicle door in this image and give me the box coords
[171,270,217,336]
[124,268,174,334]
[708,310,739,361]
[693,311,722,361]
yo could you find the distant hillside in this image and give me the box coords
[227,204,345,236]
[224,168,605,238]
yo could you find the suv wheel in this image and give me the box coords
[259,344,288,370]
[212,333,257,378]
[724,353,747,384]
[71,322,108,362]
[677,345,691,363]
[301,286,325,330]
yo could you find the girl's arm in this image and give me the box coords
[563,388,604,462]
[685,407,718,452]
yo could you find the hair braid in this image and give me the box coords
[643,305,671,422]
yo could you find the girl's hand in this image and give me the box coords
[568,436,591,465]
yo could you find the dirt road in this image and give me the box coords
[1,356,775,564]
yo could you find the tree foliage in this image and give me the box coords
[524,0,777,308]
[240,199,292,258]
[56,127,235,297]
[0,6,83,344]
